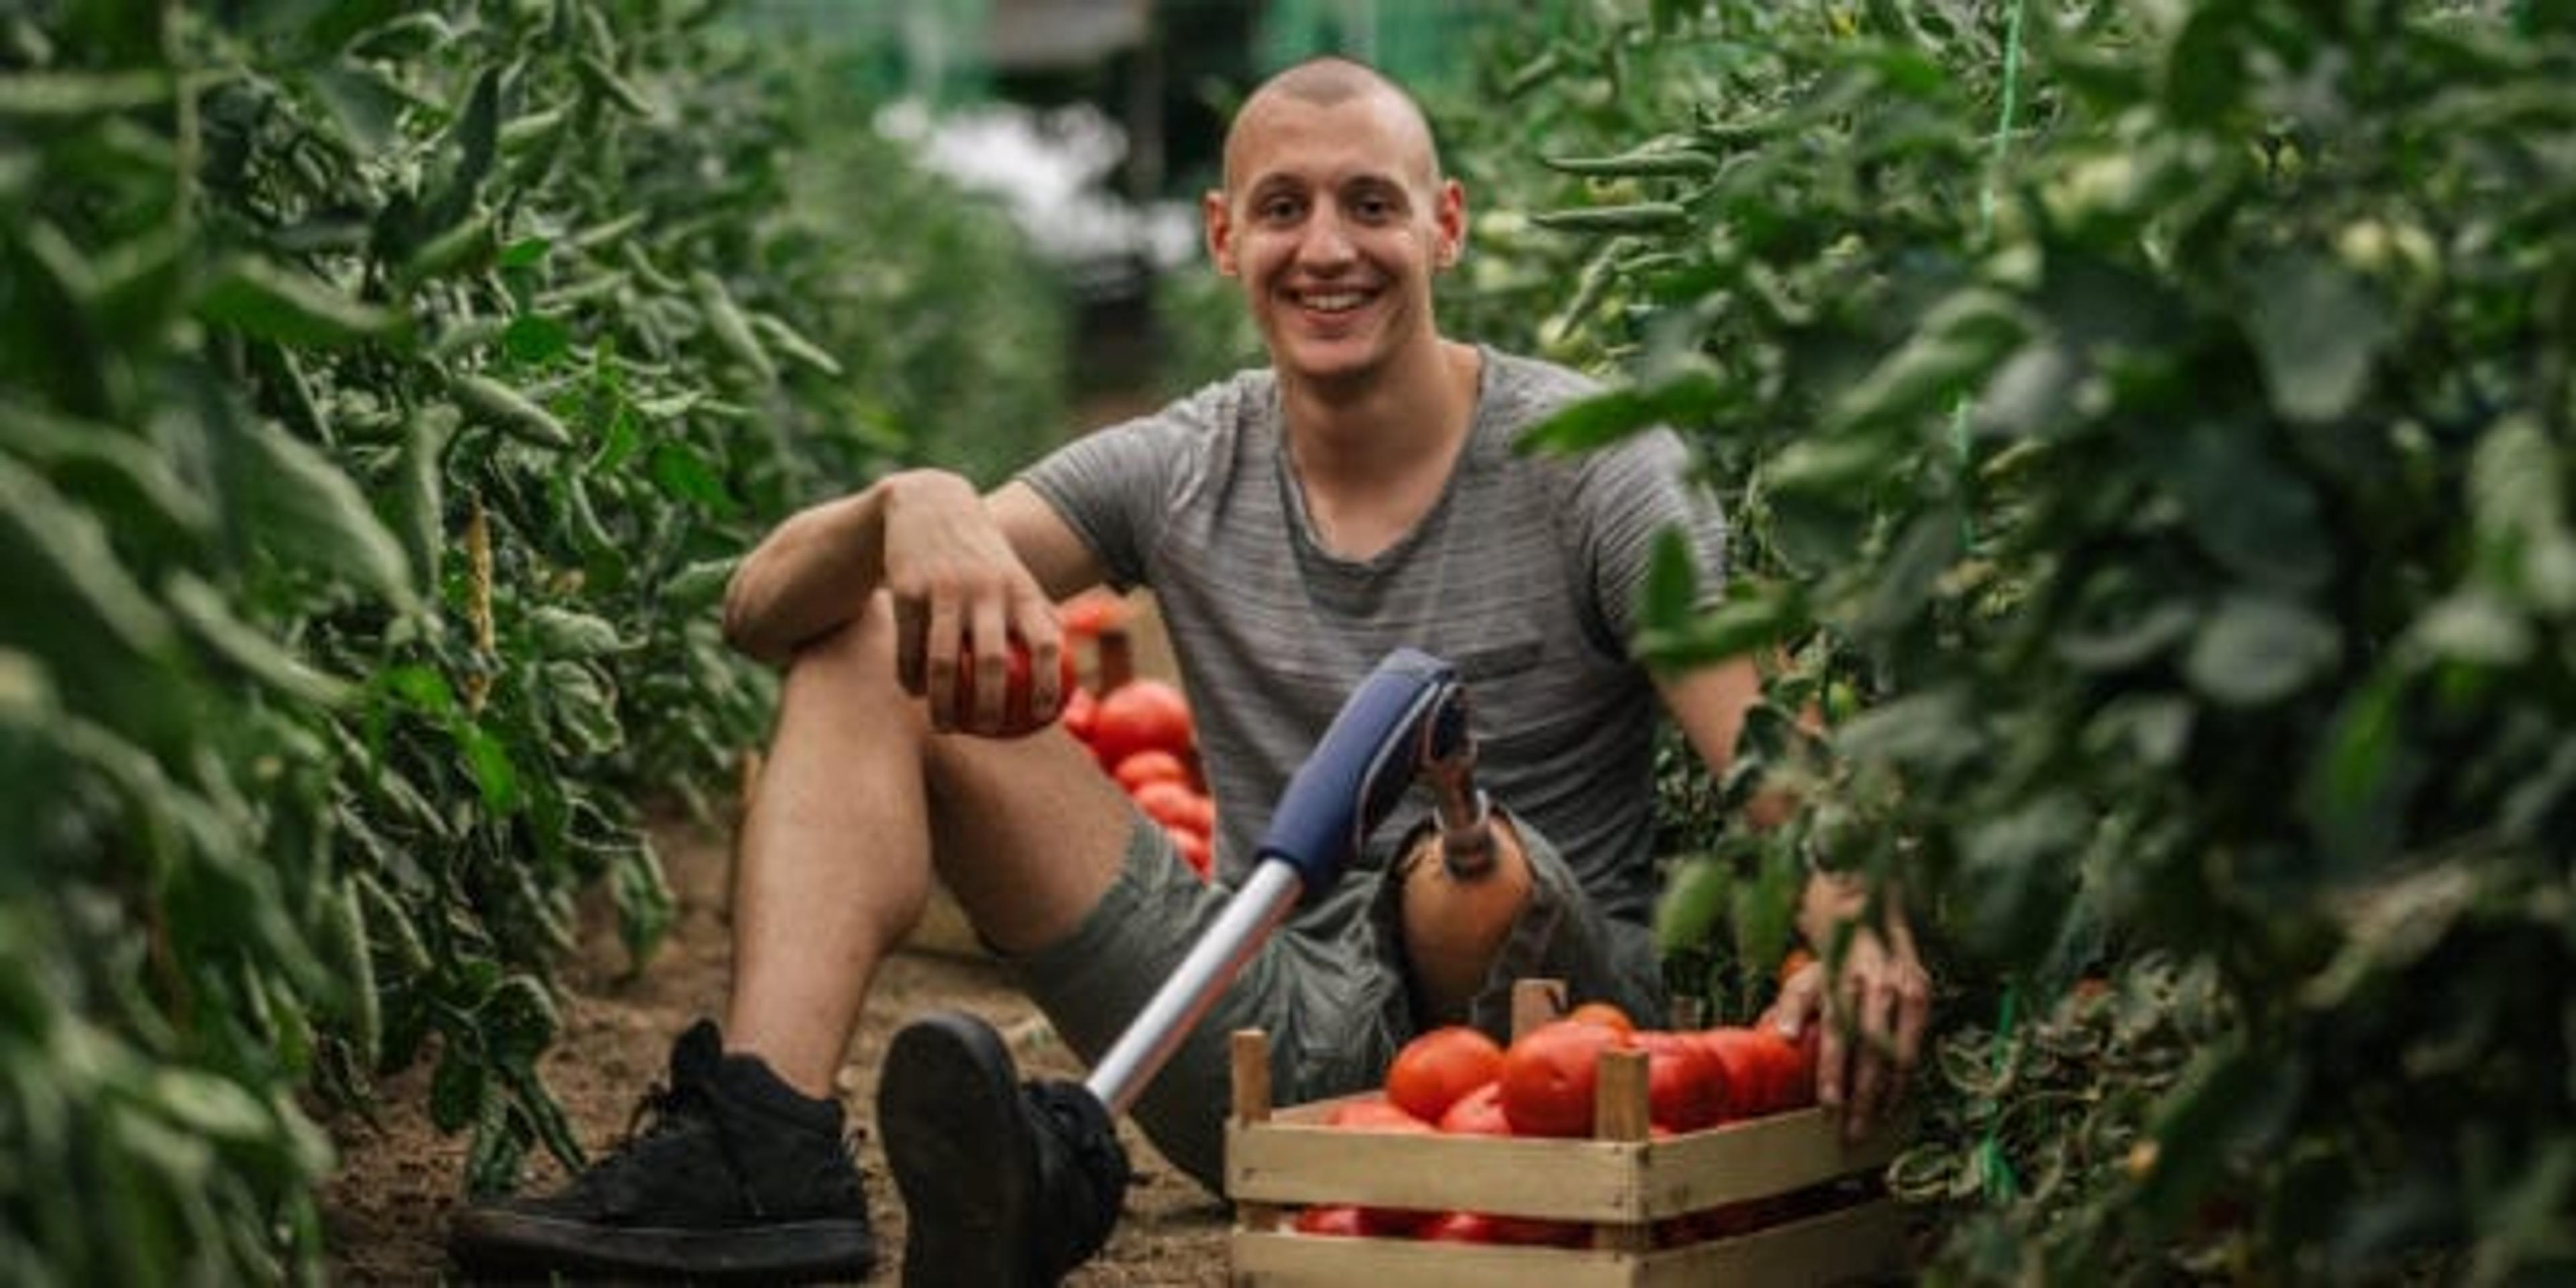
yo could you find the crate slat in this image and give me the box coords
[1229,1198,1905,1287]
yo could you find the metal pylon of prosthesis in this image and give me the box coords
[1083,647,1483,1116]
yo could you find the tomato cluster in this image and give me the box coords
[1291,1002,1825,1248]
[1055,593,1219,879]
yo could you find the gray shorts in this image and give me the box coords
[1004,814,1666,1193]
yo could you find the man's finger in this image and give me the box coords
[967,602,1009,733]
[922,598,961,730]
[1844,978,1898,1141]
[893,594,928,696]
[1014,589,1063,720]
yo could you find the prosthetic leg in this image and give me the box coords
[877,649,1489,1287]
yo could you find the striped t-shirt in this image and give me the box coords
[1020,347,1728,928]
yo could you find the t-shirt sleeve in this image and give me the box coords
[1576,427,1731,649]
[1016,384,1228,591]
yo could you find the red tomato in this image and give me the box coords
[949,637,1075,739]
[1436,1081,1511,1136]
[1498,1019,1631,1138]
[1090,679,1193,767]
[1292,1205,1368,1238]
[1565,1001,1635,1035]
[1113,749,1191,793]
[1418,1211,1584,1247]
[1324,1097,1434,1132]
[1061,686,1097,743]
[1057,589,1127,639]
[1130,780,1205,833]
[1165,825,1212,879]
[1383,1026,1505,1124]
[1633,1030,1728,1132]
[1696,1026,1807,1118]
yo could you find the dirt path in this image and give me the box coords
[319,807,1234,1285]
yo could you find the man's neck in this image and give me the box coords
[1278,336,1482,559]
[1280,336,1479,484]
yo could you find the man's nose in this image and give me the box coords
[1297,207,1357,266]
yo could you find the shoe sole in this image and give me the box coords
[878,1012,1038,1288]
[446,1208,874,1283]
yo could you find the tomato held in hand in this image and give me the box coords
[950,637,1076,738]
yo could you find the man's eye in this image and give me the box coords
[1259,197,1300,222]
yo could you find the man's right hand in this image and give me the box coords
[875,472,1068,735]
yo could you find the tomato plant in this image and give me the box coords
[0,1,1071,1279]
[1456,0,2576,1279]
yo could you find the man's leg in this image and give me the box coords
[722,590,1134,1094]
[1390,813,1668,1038]
[449,591,1136,1283]
[1397,821,1536,1025]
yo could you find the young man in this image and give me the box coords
[449,56,1929,1285]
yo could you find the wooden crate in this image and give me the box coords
[1224,984,1907,1287]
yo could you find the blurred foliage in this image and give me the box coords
[0,0,1066,1279]
[1438,0,2576,1281]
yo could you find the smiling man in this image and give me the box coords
[447,56,1929,1287]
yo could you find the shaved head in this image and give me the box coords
[1222,56,1444,194]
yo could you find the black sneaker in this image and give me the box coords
[446,1019,876,1283]
[877,1012,1130,1288]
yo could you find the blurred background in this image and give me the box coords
[739,0,1533,416]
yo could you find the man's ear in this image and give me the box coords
[1434,178,1468,270]
[1203,189,1238,277]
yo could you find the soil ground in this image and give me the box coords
[319,805,1234,1285]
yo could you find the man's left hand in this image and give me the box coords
[1764,911,1929,1142]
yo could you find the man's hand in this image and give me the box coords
[877,472,1067,736]
[1764,877,1930,1142]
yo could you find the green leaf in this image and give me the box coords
[526,606,623,659]
[0,400,213,541]
[2142,1039,2304,1228]
[1829,289,2028,433]
[1834,687,1980,776]
[2468,415,2576,613]
[1518,369,1730,455]
[1639,527,1703,635]
[235,417,417,607]
[646,441,737,513]
[0,70,172,118]
[2408,590,2533,666]
[664,558,738,612]
[163,574,351,706]
[543,661,621,756]
[1655,854,1733,954]
[2056,599,2200,672]
[198,256,406,348]
[456,722,523,814]
[502,315,571,366]
[146,1069,272,1143]
[0,455,176,659]
[428,1043,486,1134]
[1636,591,1805,672]
[451,373,574,450]
[302,60,411,153]
[2244,255,2395,424]
[2159,423,2334,592]
[480,975,559,1070]
[2184,594,2341,706]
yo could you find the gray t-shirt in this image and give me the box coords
[1020,347,1727,928]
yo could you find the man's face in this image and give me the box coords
[1204,91,1464,392]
